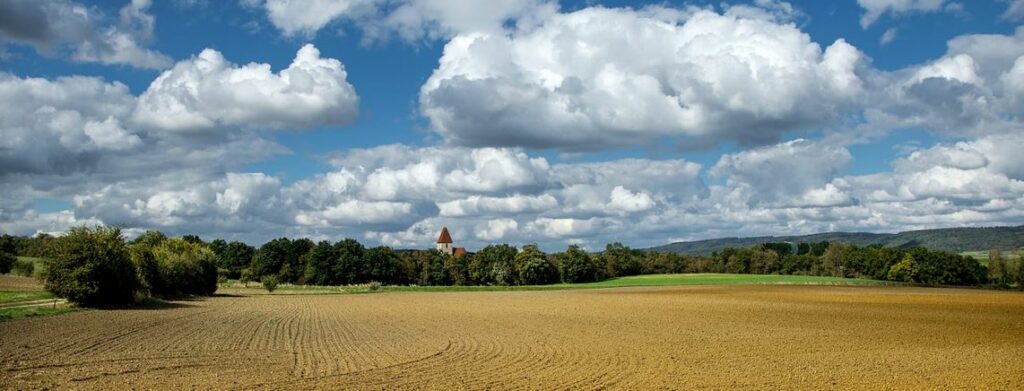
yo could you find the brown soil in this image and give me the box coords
[1,285,1022,390]
[0,275,43,292]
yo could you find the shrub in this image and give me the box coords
[129,244,164,296]
[240,268,254,287]
[44,226,140,307]
[0,252,14,274]
[261,275,279,293]
[11,258,35,277]
[368,281,382,291]
[152,239,218,296]
[217,270,229,285]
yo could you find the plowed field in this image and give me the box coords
[2,285,1023,389]
[0,275,43,292]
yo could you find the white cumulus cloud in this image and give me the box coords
[420,6,864,150]
[476,218,519,240]
[710,139,852,206]
[0,73,139,175]
[134,44,358,133]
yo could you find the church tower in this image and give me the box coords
[436,226,453,255]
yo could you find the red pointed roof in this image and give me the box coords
[437,227,453,244]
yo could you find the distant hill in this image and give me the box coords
[648,225,1024,255]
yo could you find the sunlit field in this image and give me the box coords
[2,282,1023,389]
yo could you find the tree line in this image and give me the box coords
[1,228,218,307]
[1,227,1021,307]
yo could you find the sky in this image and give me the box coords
[1,0,1023,251]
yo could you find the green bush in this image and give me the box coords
[129,244,164,296]
[0,252,14,274]
[261,275,279,293]
[240,268,254,287]
[152,239,218,296]
[217,270,229,285]
[11,258,35,277]
[129,238,219,298]
[43,226,140,307]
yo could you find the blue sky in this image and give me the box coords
[2,0,1023,250]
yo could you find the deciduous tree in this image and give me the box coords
[515,244,557,285]
[554,245,602,283]
[44,226,139,307]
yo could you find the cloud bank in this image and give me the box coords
[0,0,171,69]
[3,1,1024,251]
[420,6,863,150]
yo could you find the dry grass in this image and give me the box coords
[1,285,1023,389]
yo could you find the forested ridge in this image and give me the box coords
[649,225,1024,255]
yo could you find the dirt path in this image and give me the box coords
[0,298,67,309]
[1,285,1023,389]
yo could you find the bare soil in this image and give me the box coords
[1,285,1022,390]
[0,275,43,292]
